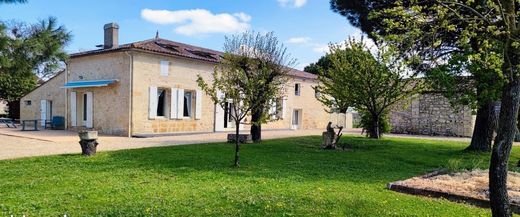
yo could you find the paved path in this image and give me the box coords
[0,127,328,160]
[0,127,476,161]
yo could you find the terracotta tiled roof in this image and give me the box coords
[70,38,316,79]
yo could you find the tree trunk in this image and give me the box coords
[489,80,520,217]
[467,101,497,152]
[370,114,381,139]
[251,106,263,142]
[234,120,240,167]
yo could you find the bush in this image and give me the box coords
[359,111,390,137]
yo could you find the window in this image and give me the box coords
[24,100,32,106]
[183,91,192,117]
[160,61,169,76]
[157,89,166,117]
[83,94,88,121]
[295,83,301,96]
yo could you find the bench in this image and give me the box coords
[21,120,38,131]
[0,118,17,128]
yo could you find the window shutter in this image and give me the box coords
[170,88,178,119]
[281,97,287,120]
[160,61,169,76]
[149,86,158,119]
[70,92,77,126]
[176,89,184,119]
[195,90,202,120]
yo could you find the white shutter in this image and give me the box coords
[195,90,202,120]
[214,90,225,131]
[177,89,184,119]
[170,88,178,119]
[149,86,158,119]
[281,97,287,120]
[40,100,47,127]
[86,92,93,128]
[70,92,77,127]
[160,61,169,76]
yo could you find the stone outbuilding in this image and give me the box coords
[20,23,336,137]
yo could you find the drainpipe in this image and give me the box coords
[64,61,69,130]
[125,51,133,137]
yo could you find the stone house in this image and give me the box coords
[20,23,332,137]
[389,92,476,137]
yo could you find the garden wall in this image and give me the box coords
[389,92,475,137]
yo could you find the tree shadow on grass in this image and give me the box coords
[77,136,489,185]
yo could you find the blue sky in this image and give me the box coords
[0,0,359,70]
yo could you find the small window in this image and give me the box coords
[24,100,32,106]
[157,89,166,117]
[160,61,169,76]
[295,83,301,96]
[183,91,192,117]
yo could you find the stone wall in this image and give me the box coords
[389,92,475,137]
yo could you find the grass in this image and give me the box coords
[0,136,519,216]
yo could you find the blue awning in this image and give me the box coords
[61,79,118,89]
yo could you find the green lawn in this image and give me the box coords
[1,136,519,216]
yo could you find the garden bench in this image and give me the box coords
[0,118,16,128]
[21,120,38,131]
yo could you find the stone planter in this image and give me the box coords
[79,131,98,140]
[78,131,99,156]
[227,134,253,144]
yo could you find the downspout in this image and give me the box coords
[64,61,69,130]
[125,51,134,137]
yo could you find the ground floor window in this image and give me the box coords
[183,91,192,117]
[157,88,166,117]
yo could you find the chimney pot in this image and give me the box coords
[103,23,119,49]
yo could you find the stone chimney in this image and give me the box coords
[103,23,119,49]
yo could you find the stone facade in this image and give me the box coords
[20,72,66,123]
[389,92,475,137]
[66,52,131,136]
[20,40,335,136]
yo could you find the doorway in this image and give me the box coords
[83,92,93,128]
[40,100,52,127]
[292,109,301,130]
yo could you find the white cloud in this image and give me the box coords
[286,37,311,44]
[285,36,330,53]
[312,44,330,53]
[277,0,307,8]
[141,8,251,36]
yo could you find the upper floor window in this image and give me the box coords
[295,83,301,96]
[160,60,169,76]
